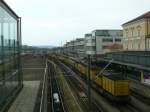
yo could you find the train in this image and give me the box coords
[49,54,130,103]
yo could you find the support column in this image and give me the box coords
[141,71,144,83]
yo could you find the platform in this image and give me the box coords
[8,81,40,112]
[130,80,150,98]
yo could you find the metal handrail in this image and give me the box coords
[39,60,48,112]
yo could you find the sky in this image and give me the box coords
[5,0,150,46]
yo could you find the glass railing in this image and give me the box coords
[0,70,20,106]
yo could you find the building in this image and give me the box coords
[75,38,85,58]
[61,30,122,60]
[85,30,122,55]
[64,38,85,59]
[84,33,95,55]
[122,11,150,51]
[64,40,75,57]
[62,30,123,59]
[103,43,123,53]
[0,0,22,111]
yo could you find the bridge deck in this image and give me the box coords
[8,81,40,112]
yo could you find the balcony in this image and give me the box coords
[85,42,95,46]
[85,51,96,55]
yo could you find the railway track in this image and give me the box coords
[55,60,104,112]
[54,59,150,112]
[47,60,66,112]
[131,89,150,105]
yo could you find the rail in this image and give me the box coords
[39,60,48,112]
[52,55,150,112]
[57,60,103,112]
[48,60,66,112]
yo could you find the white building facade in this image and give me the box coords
[84,33,96,55]
[63,30,123,59]
[91,30,123,54]
[64,38,85,58]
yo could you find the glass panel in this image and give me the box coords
[0,3,21,106]
[0,7,3,80]
[0,6,5,103]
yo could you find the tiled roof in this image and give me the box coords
[122,11,150,26]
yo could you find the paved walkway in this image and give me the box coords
[8,81,40,112]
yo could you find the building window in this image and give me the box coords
[115,38,121,42]
[131,30,134,38]
[137,29,141,49]
[123,40,126,49]
[125,29,128,39]
[102,38,113,42]
[86,46,95,51]
[147,39,150,51]
[138,30,141,37]
[131,40,133,49]
[138,39,141,49]
[126,41,128,49]
[123,38,128,50]
[102,45,109,49]
[125,40,128,50]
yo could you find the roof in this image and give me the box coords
[76,38,84,41]
[92,29,122,33]
[122,11,150,26]
[85,33,92,37]
[92,30,123,36]
[0,0,19,19]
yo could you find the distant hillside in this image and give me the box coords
[33,45,56,49]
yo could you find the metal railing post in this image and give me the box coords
[40,60,48,112]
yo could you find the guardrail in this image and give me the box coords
[39,60,48,112]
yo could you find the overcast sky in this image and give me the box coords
[5,0,150,46]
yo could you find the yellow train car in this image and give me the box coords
[54,54,130,103]
[95,76,102,86]
[102,75,129,96]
